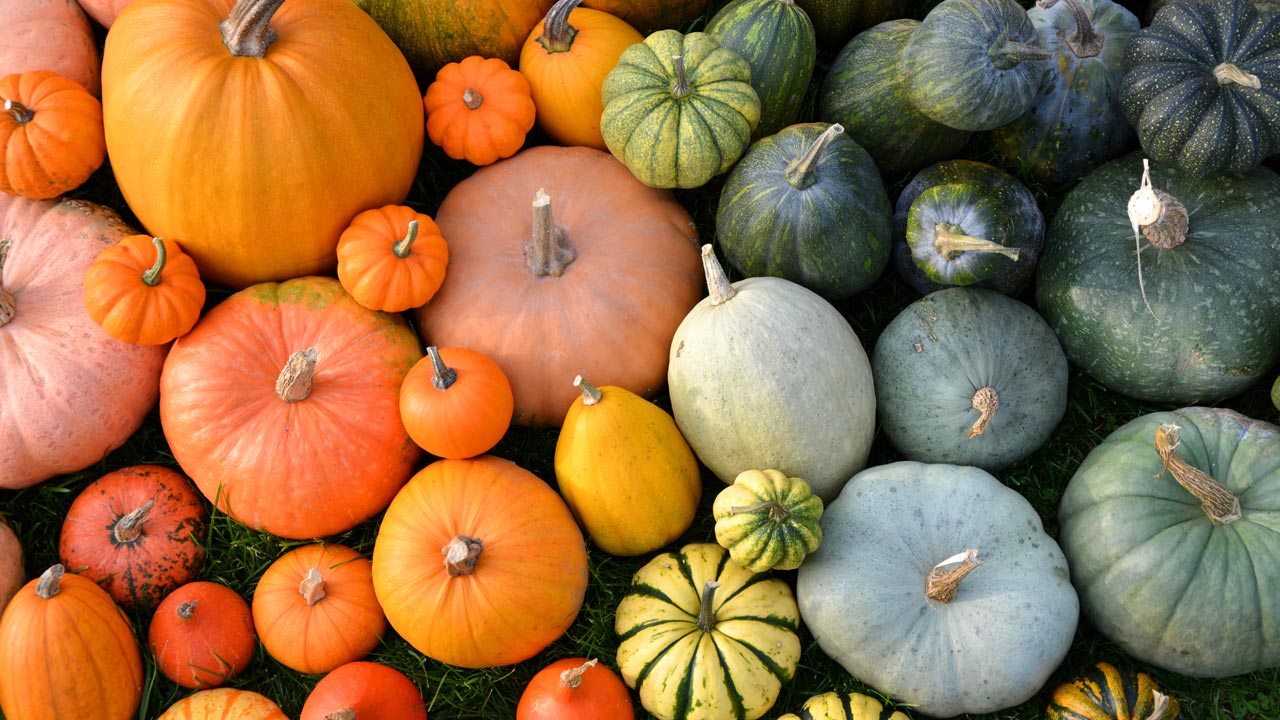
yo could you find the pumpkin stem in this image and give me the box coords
[560,658,598,689]
[783,124,844,190]
[538,0,583,54]
[113,498,156,544]
[925,549,981,604]
[324,709,357,720]
[177,600,198,620]
[966,386,1000,438]
[463,87,484,110]
[988,35,1051,70]
[573,375,603,406]
[299,567,327,606]
[142,237,168,287]
[0,240,14,327]
[393,220,419,259]
[427,346,457,390]
[1038,0,1102,58]
[526,189,577,277]
[443,535,484,576]
[1127,159,1185,319]
[3,99,34,124]
[220,0,285,58]
[933,224,1021,261]
[35,564,65,599]
[276,347,319,403]
[671,55,692,99]
[729,500,792,522]
[696,580,720,632]
[1145,691,1171,720]
[1154,424,1242,524]
[1213,63,1262,90]
[701,244,737,306]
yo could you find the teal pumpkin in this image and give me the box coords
[716,123,892,299]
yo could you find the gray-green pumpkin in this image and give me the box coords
[716,123,892,300]
[872,288,1068,472]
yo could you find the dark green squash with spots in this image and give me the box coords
[1045,661,1181,720]
[795,0,914,50]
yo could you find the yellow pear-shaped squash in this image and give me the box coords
[554,375,700,556]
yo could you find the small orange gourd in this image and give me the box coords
[84,235,206,345]
[336,205,449,313]
[149,581,257,689]
[0,70,104,199]
[156,688,288,720]
[517,657,634,720]
[424,56,536,166]
[400,346,514,459]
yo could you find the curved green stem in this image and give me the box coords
[143,237,167,287]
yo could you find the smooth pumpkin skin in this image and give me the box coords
[1045,661,1181,720]
[102,0,425,288]
[777,691,911,720]
[400,346,514,459]
[1058,407,1280,678]
[581,0,710,33]
[299,661,428,720]
[0,0,100,95]
[0,516,21,612]
[424,55,537,166]
[516,657,635,720]
[335,205,448,314]
[0,70,104,199]
[156,688,288,720]
[148,581,257,689]
[0,195,166,490]
[84,235,206,345]
[159,276,423,539]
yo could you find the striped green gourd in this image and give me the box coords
[712,469,824,573]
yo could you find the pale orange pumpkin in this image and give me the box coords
[0,70,104,199]
[78,0,135,28]
[84,235,205,344]
[424,55,536,166]
[0,0,101,96]
[156,688,288,720]
[336,205,448,313]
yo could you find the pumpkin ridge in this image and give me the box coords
[708,633,750,719]
[715,623,795,683]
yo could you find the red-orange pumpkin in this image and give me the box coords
[517,658,634,720]
[149,581,257,689]
[424,56,536,166]
[335,205,449,313]
[84,235,206,344]
[0,0,101,96]
[0,70,104,199]
[0,516,22,612]
[156,688,288,720]
[299,661,428,720]
[399,346,514,459]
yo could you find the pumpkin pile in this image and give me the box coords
[2,0,1279,718]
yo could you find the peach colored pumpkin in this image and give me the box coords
[0,516,21,611]
[0,0,101,96]
[156,688,288,720]
[78,0,134,28]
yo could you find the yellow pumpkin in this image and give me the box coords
[777,691,910,720]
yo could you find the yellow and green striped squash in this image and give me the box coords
[1045,662,1180,720]
[777,691,910,720]
[712,469,823,573]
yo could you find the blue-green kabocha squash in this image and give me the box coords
[1036,154,1280,404]
[988,0,1140,185]
[900,0,1051,132]
[818,19,972,178]
[891,159,1044,295]
[872,288,1068,473]
[1120,0,1280,178]
[1059,406,1280,678]
[716,123,893,300]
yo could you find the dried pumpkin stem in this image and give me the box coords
[393,220,419,259]
[671,55,692,99]
[925,549,981,604]
[324,709,357,720]
[299,567,327,606]
[1214,63,1262,90]
[0,240,14,326]
[1146,691,1171,720]
[114,498,155,544]
[527,189,577,277]
[142,237,167,287]
[1154,424,1242,524]
[784,124,844,190]
[988,35,1052,70]
[220,0,285,58]
[1037,0,1102,57]
[1128,159,1188,249]
[462,87,483,110]
[967,386,1000,439]
[177,600,198,620]
[573,375,602,406]
[697,580,720,632]
[36,564,65,599]
[560,658,598,689]
[427,346,457,390]
[701,244,736,305]
[443,535,484,576]
[3,99,34,124]
[275,347,318,402]
[934,224,1021,261]
[729,501,792,522]
[538,0,582,54]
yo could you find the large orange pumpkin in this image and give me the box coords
[159,276,422,539]
[372,456,589,668]
[413,145,702,427]
[101,0,424,288]
[156,688,288,720]
[0,0,101,96]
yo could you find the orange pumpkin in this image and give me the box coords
[156,688,288,720]
[414,145,702,426]
[0,0,100,96]
[0,565,143,720]
[299,661,428,720]
[372,456,589,668]
[400,346,514,459]
[519,0,642,150]
[336,205,449,313]
[159,276,423,539]
[581,0,710,33]
[101,0,425,288]
[424,55,536,166]
[252,544,386,675]
[0,516,22,612]
[517,658,635,720]
[149,581,257,689]
[0,70,104,199]
[84,235,205,344]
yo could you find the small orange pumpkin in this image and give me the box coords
[517,657,634,720]
[299,661,428,720]
[424,56,536,166]
[149,581,257,689]
[156,688,288,720]
[84,235,206,345]
[0,70,104,199]
[400,346,514,459]
[336,205,449,313]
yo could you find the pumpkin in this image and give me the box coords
[519,0,643,150]
[554,375,701,556]
[901,0,1050,132]
[102,0,425,289]
[1035,154,1280,404]
[84,235,206,345]
[777,691,910,720]
[705,0,817,140]
[1045,662,1181,720]
[1120,0,1280,178]
[793,0,913,49]
[0,0,100,96]
[372,456,589,668]
[818,19,971,178]
[711,468,824,572]
[58,464,207,611]
[0,565,143,720]
[0,515,21,611]
[156,688,288,720]
[335,205,449,313]
[615,542,802,720]
[581,0,710,33]
[78,0,134,28]
[159,276,423,539]
[414,145,702,427]
[424,55,536,167]
[1058,407,1280,677]
[600,30,761,189]
[0,195,166,490]
[1273,375,1280,412]
[399,346,514,459]
[516,657,634,720]
[667,245,877,501]
[715,122,892,299]
[0,70,104,199]
[299,661,428,720]
[252,544,386,675]
[872,288,1069,472]
[149,581,257,689]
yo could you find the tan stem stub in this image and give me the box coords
[966,386,1000,438]
[1154,424,1242,524]
[671,55,692,98]
[393,220,419,259]
[463,87,483,110]
[143,237,167,287]
[427,346,457,390]
[0,239,14,326]
[220,0,285,58]
[443,535,484,576]
[526,189,577,277]
[276,347,318,403]
[933,225,1021,261]
[1146,691,1171,720]
[560,658,598,689]
[784,124,844,190]
[299,567,327,606]
[700,244,737,305]
[114,498,155,544]
[1128,159,1188,250]
[925,549,981,604]
[324,709,357,720]
[1214,63,1262,89]
[697,580,720,632]
[730,500,792,522]
[3,99,34,124]
[573,375,602,406]
[36,565,65,599]
[538,0,583,54]
[177,600,198,620]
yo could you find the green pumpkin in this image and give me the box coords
[1120,0,1280,178]
[1045,662,1181,720]
[1058,407,1280,678]
[818,19,971,178]
[1036,154,1280,404]
[778,691,910,720]
[712,468,824,573]
[1273,375,1280,412]
[794,0,913,49]
[706,0,816,139]
[715,123,892,299]
[601,30,761,189]
[900,0,1051,132]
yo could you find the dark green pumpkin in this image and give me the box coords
[818,19,971,178]
[1045,662,1180,720]
[716,123,892,299]
[1120,0,1280,178]
[988,0,1140,185]
[794,0,913,51]
[1036,154,1280,404]
[892,160,1044,295]
[900,0,1051,132]
[706,0,816,140]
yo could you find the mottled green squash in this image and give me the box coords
[794,0,913,50]
[712,469,824,573]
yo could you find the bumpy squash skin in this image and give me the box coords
[712,469,823,572]
[1044,661,1181,720]
[777,691,911,720]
